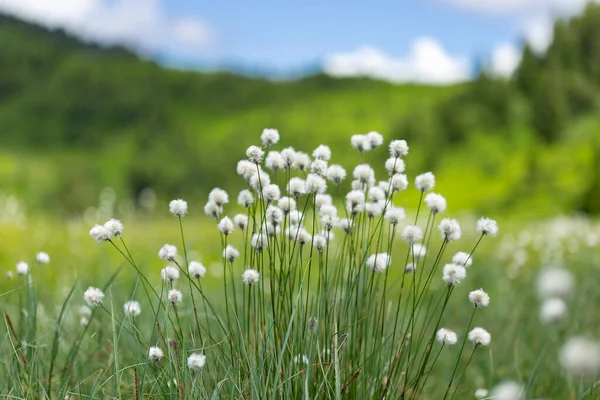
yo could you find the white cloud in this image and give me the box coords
[490,43,522,77]
[323,38,471,84]
[0,0,212,55]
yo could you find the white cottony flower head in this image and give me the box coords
[469,289,490,308]
[90,224,111,243]
[6,271,13,279]
[389,139,409,158]
[237,160,256,180]
[306,174,327,194]
[287,177,307,197]
[188,261,207,279]
[385,207,405,225]
[238,190,254,208]
[16,261,29,276]
[80,317,89,327]
[442,263,467,286]
[169,199,188,217]
[217,216,234,235]
[337,218,353,234]
[319,204,337,219]
[415,172,435,192]
[251,233,269,252]
[84,287,105,307]
[365,202,383,218]
[385,157,405,175]
[204,202,222,219]
[378,180,391,196]
[295,229,312,246]
[351,134,369,152]
[315,194,333,209]
[346,190,365,209]
[412,244,427,259]
[261,128,280,147]
[405,263,416,274]
[223,245,240,263]
[262,184,281,203]
[79,305,92,317]
[208,188,229,207]
[281,147,296,169]
[436,328,458,345]
[161,266,180,283]
[187,353,207,371]
[452,251,473,267]
[312,145,331,161]
[266,151,284,171]
[148,346,164,362]
[366,131,384,149]
[310,159,328,176]
[402,225,423,244]
[289,210,304,226]
[312,234,328,252]
[468,327,491,346]
[168,289,182,305]
[233,214,249,230]
[353,164,375,185]
[293,152,311,172]
[368,186,386,203]
[537,267,574,299]
[424,193,446,214]
[35,252,49,264]
[158,244,178,262]
[366,253,391,273]
[560,337,600,377]
[266,205,284,227]
[477,217,499,236]
[104,219,124,237]
[242,269,260,285]
[246,145,264,163]
[439,218,461,242]
[351,180,363,191]
[490,382,523,400]
[390,174,408,192]
[474,388,489,399]
[123,301,141,317]
[540,297,567,324]
[326,164,346,185]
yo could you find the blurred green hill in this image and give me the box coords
[1,5,600,218]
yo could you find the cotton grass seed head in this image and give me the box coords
[169,199,188,217]
[208,188,229,207]
[158,244,178,262]
[442,263,467,286]
[287,177,307,197]
[385,207,405,225]
[436,328,458,345]
[123,301,141,317]
[186,261,206,279]
[312,234,327,252]
[281,147,296,169]
[405,263,416,274]
[293,152,311,172]
[540,297,567,324]
[412,244,427,259]
[468,327,491,347]
[319,204,337,219]
[326,164,346,184]
[251,233,268,252]
[79,305,92,317]
[452,251,473,267]
[338,218,353,234]
[424,193,446,214]
[368,186,386,203]
[537,267,574,299]
[233,214,248,230]
[366,253,391,273]
[366,131,384,149]
[187,353,206,371]
[560,337,600,377]
[278,196,296,214]
[402,225,423,244]
[223,245,240,263]
[80,317,89,327]
[148,346,164,362]
[246,145,264,163]
[36,252,50,264]
[385,157,405,175]
[90,224,111,243]
[161,266,180,283]
[351,134,369,152]
[168,289,182,305]
[353,164,375,185]
[310,159,328,176]
[312,144,331,161]
[365,202,383,218]
[238,190,254,208]
[415,172,435,192]
[204,202,222,219]
[477,217,499,236]
[104,219,124,237]
[439,218,461,242]
[490,382,523,400]
[16,261,29,276]
[469,289,490,308]
[265,151,284,171]
[217,216,234,235]
[236,160,256,180]
[84,287,104,307]
[261,128,279,147]
[306,174,327,194]
[6,271,13,279]
[389,139,409,158]
[266,205,284,226]
[316,194,333,209]
[474,389,488,399]
[243,269,260,285]
[390,174,408,192]
[262,184,281,203]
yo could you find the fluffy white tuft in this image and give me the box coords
[287,177,307,197]
[90,224,111,243]
[452,251,473,267]
[104,219,124,237]
[16,261,29,276]
[223,245,240,263]
[169,199,188,217]
[560,337,600,377]
[537,267,574,299]
[385,207,406,225]
[161,266,180,282]
[246,145,264,163]
[490,382,523,400]
[424,193,446,214]
[389,140,409,158]
[366,253,391,273]
[242,269,260,285]
[312,145,332,161]
[442,263,467,286]
[436,328,458,345]
[187,353,207,371]
[208,188,229,206]
[261,128,280,147]
[439,218,461,242]
[402,225,423,244]
[469,289,490,308]
[217,216,234,235]
[84,287,105,307]
[238,190,254,208]
[188,261,207,279]
[468,327,491,346]
[168,289,183,305]
[148,346,164,362]
[415,172,435,192]
[540,297,567,324]
[477,217,499,236]
[265,151,284,171]
[123,301,141,317]
[158,244,178,261]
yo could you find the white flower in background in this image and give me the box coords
[389,139,409,158]
[468,327,491,346]
[469,289,490,308]
[378,180,391,196]
[237,160,256,180]
[316,194,333,208]
[238,190,254,208]
[452,251,473,267]
[320,204,337,218]
[296,229,312,246]
[123,301,141,317]
[312,234,328,252]
[366,253,391,273]
[289,210,303,226]
[390,174,408,192]
[188,261,207,279]
[84,287,105,307]
[385,157,405,175]
[217,216,234,235]
[424,193,446,214]
[312,145,331,161]
[266,151,284,171]
[223,245,240,263]
[436,328,458,345]
[281,147,296,170]
[80,317,89,327]
[537,267,574,298]
[161,266,180,283]
[412,244,427,259]
[477,217,499,236]
[293,354,310,365]
[540,297,567,324]
[158,244,178,262]
[148,346,164,362]
[208,188,229,207]
[368,187,386,203]
[246,145,264,163]
[405,263,416,273]
[366,131,384,149]
[233,214,249,230]
[187,353,207,371]
[474,388,488,399]
[326,164,346,184]
[79,305,92,317]
[293,152,311,172]
[168,289,182,305]
[251,233,268,252]
[439,218,461,242]
[266,205,284,227]
[385,207,405,225]
[261,128,280,147]
[338,218,353,234]
[442,263,467,286]
[104,219,124,237]
[351,134,369,152]
[351,180,363,191]
[560,337,600,377]
[275,197,295,216]
[490,382,523,400]
[16,261,29,276]
[36,252,50,264]
[90,224,111,243]
[402,225,423,244]
[262,184,281,203]
[365,202,383,218]
[346,190,365,215]
[287,177,307,197]
[310,159,328,176]
[6,271,13,279]
[306,174,327,194]
[169,199,188,217]
[415,172,435,192]
[204,202,222,219]
[320,229,335,241]
[242,269,260,285]
[353,164,375,185]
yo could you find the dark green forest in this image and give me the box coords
[1,4,600,217]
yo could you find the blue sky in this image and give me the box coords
[0,0,593,83]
